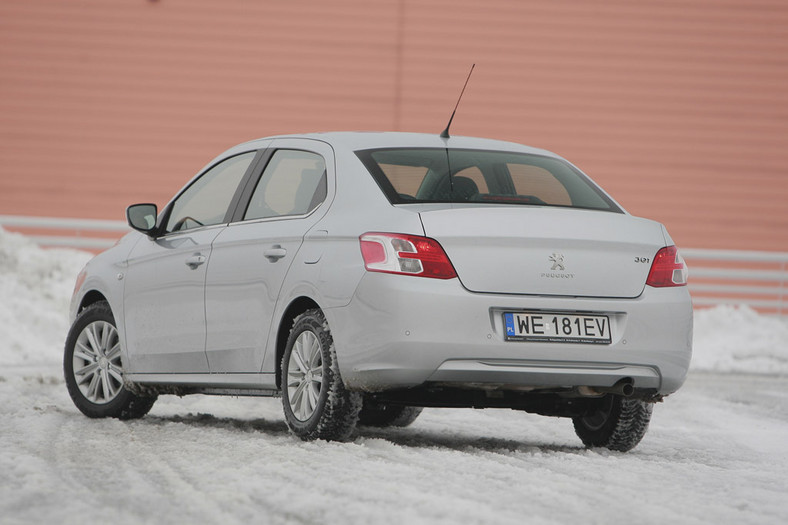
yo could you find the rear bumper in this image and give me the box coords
[427,360,661,390]
[326,273,692,396]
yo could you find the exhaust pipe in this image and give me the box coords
[577,380,635,398]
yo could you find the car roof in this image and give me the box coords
[235,131,561,159]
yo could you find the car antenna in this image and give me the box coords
[440,63,475,139]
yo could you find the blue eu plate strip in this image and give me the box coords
[504,313,515,336]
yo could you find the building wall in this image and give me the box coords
[1,0,786,251]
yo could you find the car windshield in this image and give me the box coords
[356,148,621,212]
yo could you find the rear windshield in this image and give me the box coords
[356,148,621,212]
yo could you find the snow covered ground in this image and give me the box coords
[1,227,787,525]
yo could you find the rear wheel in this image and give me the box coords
[358,397,423,428]
[64,301,156,420]
[572,395,652,452]
[281,309,361,441]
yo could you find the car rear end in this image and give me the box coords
[326,136,692,402]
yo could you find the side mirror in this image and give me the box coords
[126,203,158,235]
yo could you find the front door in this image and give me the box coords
[123,228,222,373]
[122,151,258,374]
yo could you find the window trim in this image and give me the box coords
[228,149,275,224]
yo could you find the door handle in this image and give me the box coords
[185,254,206,269]
[264,246,287,261]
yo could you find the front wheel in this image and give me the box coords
[572,395,653,452]
[281,309,361,441]
[64,301,156,420]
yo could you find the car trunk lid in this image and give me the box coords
[418,206,666,298]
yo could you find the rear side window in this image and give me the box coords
[244,150,327,220]
[356,148,620,212]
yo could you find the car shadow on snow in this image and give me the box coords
[144,412,291,437]
[142,412,585,455]
[355,425,586,455]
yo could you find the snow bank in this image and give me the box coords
[692,304,788,375]
[0,227,91,366]
[1,226,787,375]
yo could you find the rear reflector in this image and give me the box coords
[646,246,688,287]
[360,232,457,279]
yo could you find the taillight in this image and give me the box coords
[646,246,688,287]
[359,232,457,279]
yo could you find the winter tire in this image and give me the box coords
[572,395,653,452]
[281,309,361,441]
[64,301,156,420]
[358,397,423,428]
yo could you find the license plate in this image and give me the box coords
[503,312,611,344]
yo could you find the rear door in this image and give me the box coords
[204,139,333,373]
[123,151,259,373]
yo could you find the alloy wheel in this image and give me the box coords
[71,320,124,404]
[286,330,324,421]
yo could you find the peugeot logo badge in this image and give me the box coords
[549,253,565,271]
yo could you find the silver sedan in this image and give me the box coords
[64,132,692,451]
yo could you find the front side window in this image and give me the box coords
[244,150,326,220]
[356,148,620,212]
[166,151,256,233]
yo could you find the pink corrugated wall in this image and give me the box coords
[1,0,786,251]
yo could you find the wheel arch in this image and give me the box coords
[275,296,321,389]
[79,290,109,313]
